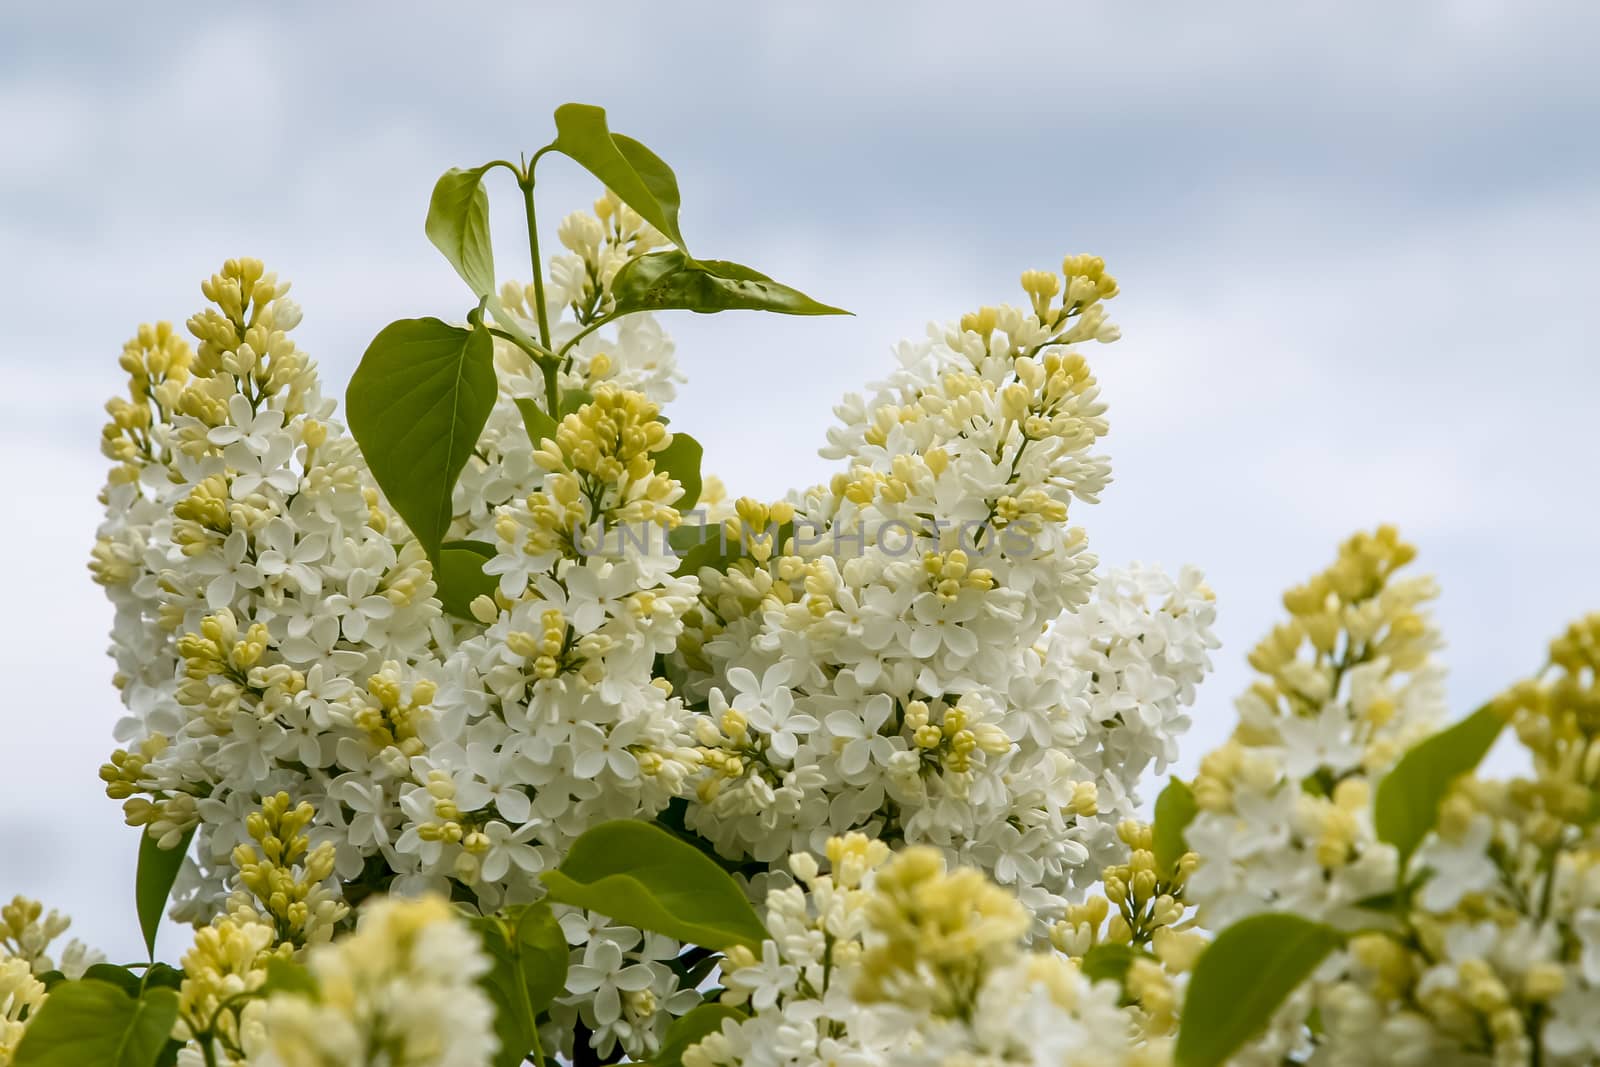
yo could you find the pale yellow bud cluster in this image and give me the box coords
[543,189,669,324]
[0,955,47,1066]
[173,609,271,728]
[724,497,794,565]
[99,733,170,801]
[1009,349,1103,437]
[415,769,469,854]
[921,549,995,603]
[855,845,1029,1016]
[855,389,934,450]
[1227,526,1443,779]
[0,897,71,973]
[1125,956,1182,1035]
[903,698,1011,775]
[537,385,669,485]
[1059,254,1120,311]
[102,729,200,847]
[1497,613,1600,822]
[100,320,193,475]
[1300,776,1371,868]
[832,449,955,511]
[593,188,668,259]
[384,540,436,610]
[186,259,312,405]
[514,386,682,560]
[699,474,729,514]
[1348,932,1416,1001]
[951,257,1118,360]
[1056,822,1195,964]
[176,914,284,1052]
[826,832,892,889]
[172,474,234,555]
[1411,956,1530,1065]
[692,711,763,804]
[506,608,570,680]
[511,472,587,556]
[96,258,314,488]
[352,661,435,757]
[992,487,1069,527]
[88,533,140,586]
[1046,824,1203,1040]
[228,792,347,948]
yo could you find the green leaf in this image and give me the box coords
[135,827,194,960]
[1374,703,1505,866]
[654,432,703,511]
[611,250,847,318]
[669,519,739,578]
[653,1003,746,1067]
[425,166,496,298]
[346,318,498,557]
[541,820,768,951]
[1153,777,1198,880]
[1175,914,1344,1067]
[470,903,568,1067]
[154,1039,182,1067]
[557,387,593,418]
[652,798,765,879]
[1079,942,1147,986]
[437,540,498,619]
[79,964,142,998]
[548,104,687,250]
[139,964,184,992]
[260,958,320,1000]
[514,397,559,449]
[13,980,180,1067]
[1352,871,1429,917]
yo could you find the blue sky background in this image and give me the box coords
[3,1,1597,962]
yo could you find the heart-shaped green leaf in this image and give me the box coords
[611,250,846,318]
[470,903,568,1067]
[78,964,141,998]
[669,520,738,577]
[135,827,194,960]
[514,398,560,450]
[558,387,594,418]
[346,318,498,558]
[1175,913,1343,1067]
[437,540,498,619]
[426,166,496,298]
[652,1003,747,1067]
[1152,776,1198,880]
[1079,942,1152,986]
[13,980,180,1067]
[1375,703,1505,866]
[549,104,687,251]
[654,431,703,511]
[541,820,767,951]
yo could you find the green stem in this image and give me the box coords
[486,328,558,365]
[556,312,619,368]
[517,176,559,416]
[1528,843,1562,1067]
[519,179,554,352]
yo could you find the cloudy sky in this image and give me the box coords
[3,2,1596,962]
